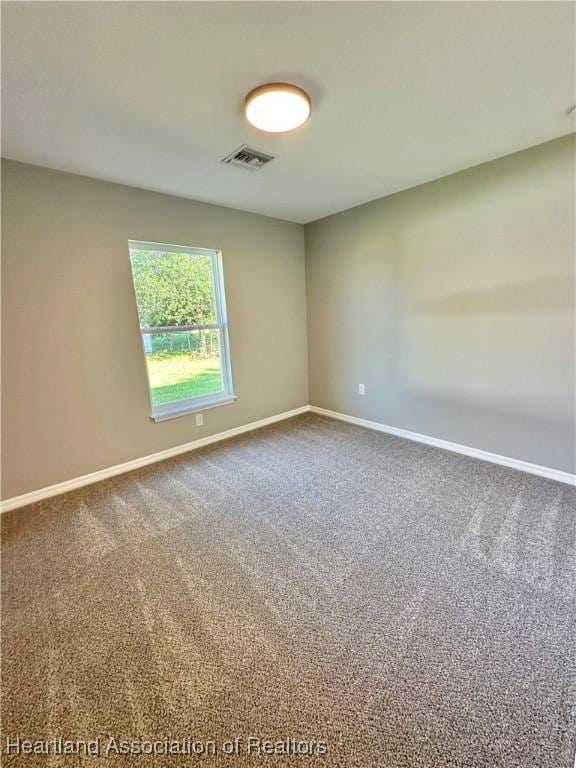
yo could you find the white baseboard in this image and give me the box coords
[2,403,573,513]
[309,406,575,486]
[0,406,311,513]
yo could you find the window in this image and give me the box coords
[128,241,235,421]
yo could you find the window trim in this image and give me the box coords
[128,240,235,421]
[149,394,237,423]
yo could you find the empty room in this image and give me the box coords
[1,2,575,766]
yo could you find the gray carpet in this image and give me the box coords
[1,413,575,767]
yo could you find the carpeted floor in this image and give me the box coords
[1,413,575,767]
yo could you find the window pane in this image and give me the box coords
[130,248,217,328]
[142,330,223,406]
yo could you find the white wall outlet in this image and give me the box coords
[358,384,365,395]
[195,413,204,427]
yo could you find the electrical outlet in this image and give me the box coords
[358,384,365,395]
[195,413,204,427]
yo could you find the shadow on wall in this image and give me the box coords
[306,136,575,471]
[396,272,574,414]
[413,275,574,315]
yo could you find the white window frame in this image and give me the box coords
[128,240,236,422]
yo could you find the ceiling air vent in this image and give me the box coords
[221,144,276,171]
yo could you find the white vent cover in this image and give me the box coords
[221,144,276,171]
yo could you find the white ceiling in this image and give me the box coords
[2,2,575,223]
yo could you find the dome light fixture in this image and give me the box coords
[245,83,311,133]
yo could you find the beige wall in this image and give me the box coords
[306,135,575,473]
[3,136,574,499]
[1,160,308,498]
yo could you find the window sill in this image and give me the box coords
[150,394,237,423]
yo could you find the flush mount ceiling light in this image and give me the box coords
[245,83,311,133]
